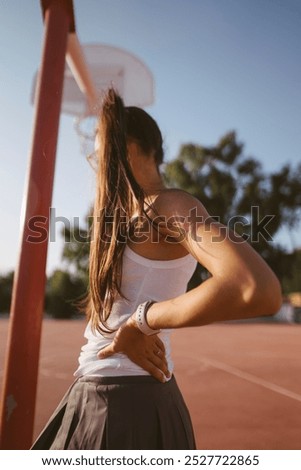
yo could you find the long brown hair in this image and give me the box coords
[87,88,163,333]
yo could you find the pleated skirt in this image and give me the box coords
[31,375,196,450]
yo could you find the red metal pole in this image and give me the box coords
[0,0,73,449]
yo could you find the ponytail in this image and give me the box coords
[88,89,144,333]
[78,88,164,332]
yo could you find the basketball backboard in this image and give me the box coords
[31,43,154,158]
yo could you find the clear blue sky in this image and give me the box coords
[0,0,300,275]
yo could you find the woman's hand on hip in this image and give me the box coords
[97,317,170,383]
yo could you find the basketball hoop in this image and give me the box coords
[31,42,155,166]
[73,113,98,159]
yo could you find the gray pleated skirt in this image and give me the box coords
[31,375,196,450]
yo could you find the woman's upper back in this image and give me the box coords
[128,188,198,262]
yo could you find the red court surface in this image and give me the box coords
[0,318,300,449]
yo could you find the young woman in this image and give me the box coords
[32,89,282,450]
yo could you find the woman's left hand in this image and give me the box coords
[97,317,170,383]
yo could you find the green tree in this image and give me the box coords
[281,249,301,294]
[44,213,92,319]
[45,269,86,319]
[0,271,14,313]
[164,131,301,288]
[60,211,92,284]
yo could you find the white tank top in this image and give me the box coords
[74,245,197,378]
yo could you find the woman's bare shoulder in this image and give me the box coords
[152,187,197,206]
[151,187,209,219]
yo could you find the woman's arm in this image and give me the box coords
[99,190,282,379]
[144,190,282,329]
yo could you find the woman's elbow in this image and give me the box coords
[243,272,282,318]
[242,270,282,317]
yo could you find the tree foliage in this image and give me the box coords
[0,271,14,313]
[61,213,91,283]
[43,212,93,318]
[164,131,301,290]
[45,269,87,319]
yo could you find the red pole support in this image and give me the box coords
[0,0,74,449]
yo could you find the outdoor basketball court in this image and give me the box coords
[1,0,300,454]
[1,318,300,449]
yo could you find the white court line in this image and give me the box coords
[198,356,301,403]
